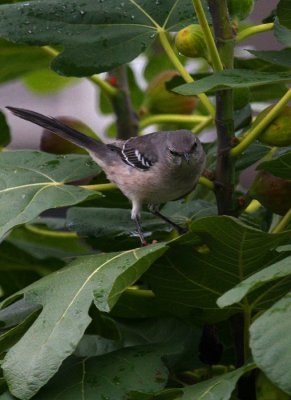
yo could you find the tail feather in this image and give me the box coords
[7,106,101,153]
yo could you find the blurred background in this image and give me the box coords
[0,0,280,149]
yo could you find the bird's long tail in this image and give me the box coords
[7,106,101,153]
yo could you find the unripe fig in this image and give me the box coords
[227,0,254,20]
[254,105,291,147]
[40,117,97,154]
[249,170,291,215]
[141,71,197,115]
[175,24,208,59]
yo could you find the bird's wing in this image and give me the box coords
[107,134,161,171]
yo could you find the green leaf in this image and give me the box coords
[2,244,167,400]
[0,151,101,240]
[111,288,164,319]
[0,241,62,277]
[146,216,290,320]
[0,0,198,76]
[249,48,291,68]
[277,0,291,29]
[217,255,291,308]
[7,224,91,259]
[0,111,10,147]
[179,364,255,399]
[0,39,51,84]
[257,152,291,179]
[0,298,40,329]
[173,69,291,96]
[0,309,40,353]
[250,292,291,395]
[36,346,169,400]
[67,207,166,239]
[274,18,291,47]
[66,201,216,241]
[235,143,271,173]
[22,68,76,94]
[0,242,64,297]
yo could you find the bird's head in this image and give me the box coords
[166,130,204,167]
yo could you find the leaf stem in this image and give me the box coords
[244,199,261,214]
[231,88,291,157]
[198,176,214,190]
[236,23,274,43]
[80,183,116,191]
[192,115,213,134]
[158,29,215,117]
[25,224,77,238]
[88,75,118,97]
[271,208,291,233]
[139,114,208,129]
[42,45,118,98]
[192,0,224,71]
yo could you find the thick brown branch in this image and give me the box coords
[109,66,139,139]
[207,0,236,215]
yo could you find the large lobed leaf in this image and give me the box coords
[249,48,291,68]
[35,347,169,400]
[0,0,199,76]
[2,243,167,399]
[0,39,51,84]
[250,292,291,395]
[173,69,291,96]
[180,364,255,400]
[146,216,290,320]
[217,255,291,308]
[0,151,100,241]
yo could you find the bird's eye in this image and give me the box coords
[191,142,198,152]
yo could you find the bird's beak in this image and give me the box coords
[183,153,191,163]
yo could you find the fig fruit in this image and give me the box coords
[249,170,291,215]
[227,0,254,20]
[255,105,291,147]
[40,117,97,154]
[175,24,208,60]
[141,71,197,115]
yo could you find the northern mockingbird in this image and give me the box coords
[7,107,206,245]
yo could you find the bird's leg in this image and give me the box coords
[148,205,188,235]
[134,216,147,246]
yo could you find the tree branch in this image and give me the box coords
[208,0,236,215]
[109,66,139,139]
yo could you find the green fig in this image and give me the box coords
[227,0,254,20]
[249,170,291,215]
[254,105,291,147]
[40,117,98,154]
[175,24,208,60]
[141,71,197,115]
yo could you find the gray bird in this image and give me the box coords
[7,107,206,245]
